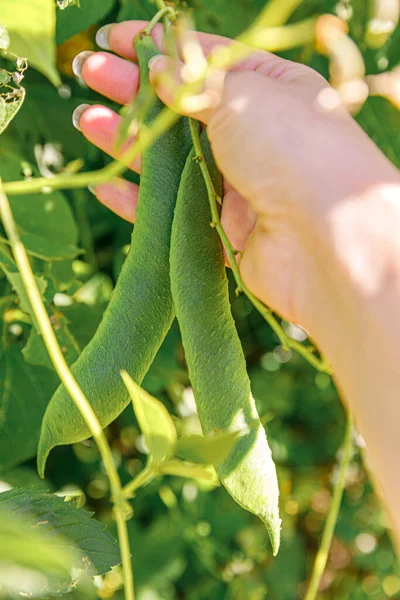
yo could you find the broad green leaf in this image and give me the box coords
[118,0,287,38]
[0,242,47,328]
[122,372,177,464]
[128,516,186,589]
[176,431,242,465]
[0,242,81,369]
[11,84,90,161]
[17,230,80,261]
[0,86,25,136]
[0,466,51,491]
[0,488,121,595]
[0,505,74,598]
[1,0,60,87]
[0,154,80,261]
[63,301,105,348]
[357,97,400,169]
[0,343,59,470]
[158,460,219,484]
[57,0,116,44]
[23,324,79,370]
[117,0,153,23]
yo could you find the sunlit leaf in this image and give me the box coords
[0,242,47,328]
[1,0,60,87]
[0,488,121,595]
[158,460,219,484]
[122,371,177,464]
[23,324,80,369]
[0,343,59,470]
[176,431,242,465]
[0,154,80,261]
[0,505,74,598]
[56,0,115,44]
[0,87,25,136]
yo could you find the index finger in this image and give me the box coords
[96,20,267,68]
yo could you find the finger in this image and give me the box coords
[96,20,242,62]
[90,178,139,223]
[73,51,140,105]
[95,20,308,79]
[221,188,257,265]
[73,104,142,174]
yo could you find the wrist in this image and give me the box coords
[308,176,400,361]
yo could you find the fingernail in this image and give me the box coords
[96,23,114,50]
[148,54,165,72]
[72,103,91,131]
[72,50,94,78]
[88,184,97,195]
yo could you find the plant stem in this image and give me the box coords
[251,0,306,28]
[144,6,176,34]
[123,463,157,498]
[188,119,330,373]
[304,413,354,600]
[243,17,317,52]
[2,13,318,200]
[3,106,179,196]
[0,181,135,600]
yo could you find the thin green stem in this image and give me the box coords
[154,0,179,59]
[243,17,317,52]
[2,12,316,200]
[304,413,354,600]
[251,0,305,29]
[123,463,157,499]
[144,6,176,34]
[0,181,135,600]
[188,119,330,373]
[3,106,179,196]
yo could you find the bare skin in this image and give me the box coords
[72,21,400,549]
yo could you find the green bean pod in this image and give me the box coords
[170,131,281,554]
[37,34,192,477]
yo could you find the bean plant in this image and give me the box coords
[0,1,399,599]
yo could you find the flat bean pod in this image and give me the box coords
[170,131,281,554]
[37,34,192,477]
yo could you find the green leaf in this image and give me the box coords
[11,84,90,162]
[63,301,105,348]
[158,460,219,484]
[0,488,121,595]
[118,0,266,37]
[23,323,80,370]
[0,505,74,598]
[56,0,116,44]
[0,153,80,261]
[122,372,177,464]
[117,0,153,23]
[0,343,59,470]
[176,431,242,465]
[1,0,60,87]
[17,230,81,261]
[0,466,51,491]
[357,97,400,169]
[0,86,25,136]
[0,242,47,328]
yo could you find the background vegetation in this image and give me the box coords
[0,0,400,598]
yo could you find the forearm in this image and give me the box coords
[312,179,400,549]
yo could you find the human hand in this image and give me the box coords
[72,20,399,341]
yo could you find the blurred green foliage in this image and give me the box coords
[0,0,400,599]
